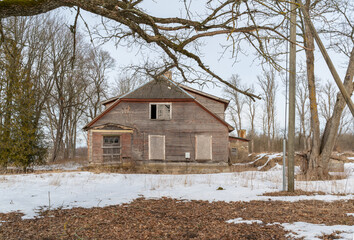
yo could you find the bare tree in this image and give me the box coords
[0,0,306,101]
[300,0,354,179]
[318,79,337,122]
[224,74,246,134]
[43,22,94,161]
[246,85,257,153]
[295,72,310,151]
[112,72,143,97]
[257,69,278,151]
[84,48,115,121]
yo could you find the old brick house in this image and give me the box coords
[84,75,248,169]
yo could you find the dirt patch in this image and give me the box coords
[1,198,353,239]
[0,212,24,223]
[318,231,344,240]
[295,173,350,181]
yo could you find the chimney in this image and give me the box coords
[163,70,172,80]
[238,129,246,138]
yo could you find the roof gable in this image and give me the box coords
[122,77,193,99]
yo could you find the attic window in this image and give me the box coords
[150,103,171,120]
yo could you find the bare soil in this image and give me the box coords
[1,198,353,240]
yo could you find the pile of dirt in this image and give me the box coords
[1,198,353,239]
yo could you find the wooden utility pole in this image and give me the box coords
[288,0,297,192]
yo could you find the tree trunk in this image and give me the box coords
[303,1,354,179]
[319,48,354,165]
[303,1,323,179]
[52,105,64,162]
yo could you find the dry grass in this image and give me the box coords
[1,198,353,240]
[262,190,328,196]
[318,231,344,240]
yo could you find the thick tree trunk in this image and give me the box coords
[319,48,354,163]
[303,1,323,179]
[303,1,354,179]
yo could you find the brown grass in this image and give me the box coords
[262,190,327,196]
[1,198,353,240]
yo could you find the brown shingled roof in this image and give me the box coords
[123,77,193,99]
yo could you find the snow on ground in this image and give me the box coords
[282,222,354,240]
[1,153,353,238]
[226,218,354,240]
[1,162,353,219]
[257,153,282,170]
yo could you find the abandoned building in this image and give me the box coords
[84,74,249,171]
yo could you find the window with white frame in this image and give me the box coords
[150,103,171,120]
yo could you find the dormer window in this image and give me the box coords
[150,103,171,120]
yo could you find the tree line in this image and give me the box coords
[225,69,353,154]
[0,15,114,170]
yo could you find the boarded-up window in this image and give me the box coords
[149,135,165,160]
[150,103,171,120]
[195,135,212,160]
[102,136,121,162]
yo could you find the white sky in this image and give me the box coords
[60,1,352,144]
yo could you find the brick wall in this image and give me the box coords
[89,131,133,164]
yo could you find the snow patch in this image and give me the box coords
[226,217,263,224]
[282,222,354,240]
[233,153,267,166]
[344,163,354,172]
[269,163,282,171]
[226,220,354,240]
[258,153,282,170]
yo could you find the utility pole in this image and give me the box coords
[282,3,289,192]
[288,0,296,192]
